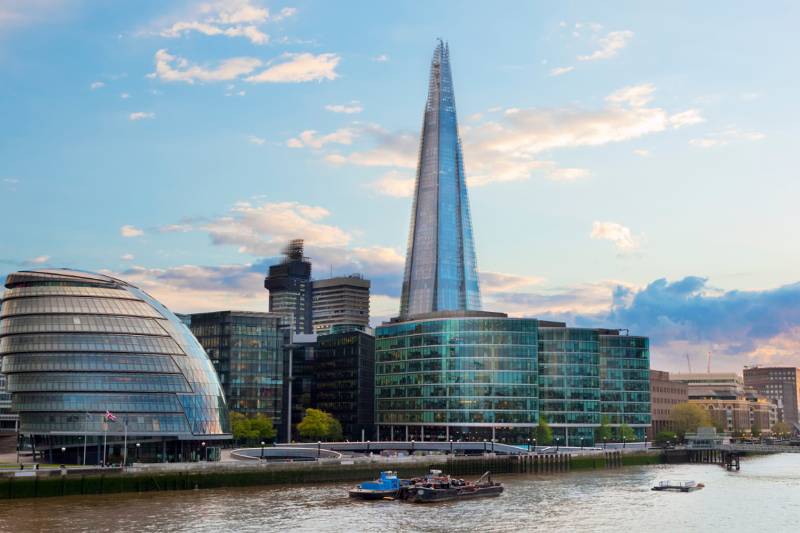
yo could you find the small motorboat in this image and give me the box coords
[349,471,405,500]
[400,471,504,503]
[651,480,705,492]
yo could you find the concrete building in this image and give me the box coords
[743,366,800,431]
[648,370,688,438]
[264,240,313,334]
[188,311,284,426]
[311,275,370,335]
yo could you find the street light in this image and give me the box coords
[317,441,321,459]
[201,441,207,461]
[135,442,141,462]
[449,439,453,455]
[533,438,537,453]
[622,436,627,449]
[580,436,584,450]
[411,439,415,454]
[261,441,266,460]
[603,436,607,450]
[555,437,560,453]
[483,439,487,454]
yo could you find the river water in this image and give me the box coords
[1,453,798,532]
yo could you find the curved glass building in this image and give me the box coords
[0,269,230,463]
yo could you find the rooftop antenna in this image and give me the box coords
[707,350,712,373]
[330,264,333,279]
[685,353,692,373]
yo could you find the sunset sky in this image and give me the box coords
[2,0,799,372]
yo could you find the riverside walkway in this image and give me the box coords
[278,440,529,456]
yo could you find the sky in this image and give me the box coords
[1,0,799,373]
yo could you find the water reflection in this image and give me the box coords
[1,454,798,532]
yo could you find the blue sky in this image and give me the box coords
[2,0,799,372]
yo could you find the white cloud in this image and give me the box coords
[159,223,193,233]
[287,128,355,149]
[129,111,155,121]
[245,52,340,83]
[480,271,545,293]
[669,109,704,129]
[547,167,590,181]
[148,49,262,84]
[325,101,363,114]
[367,170,415,198]
[590,221,641,251]
[633,149,650,157]
[159,0,274,45]
[577,30,633,61]
[120,225,144,237]
[121,253,135,261]
[29,255,50,264]
[272,7,297,21]
[690,128,765,148]
[248,135,266,145]
[120,92,130,99]
[373,54,389,62]
[90,81,105,90]
[549,66,574,77]
[3,177,19,184]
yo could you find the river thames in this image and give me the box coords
[0,453,798,532]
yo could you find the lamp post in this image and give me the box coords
[317,441,321,459]
[555,437,560,453]
[580,436,584,450]
[527,438,531,453]
[201,441,207,461]
[623,436,627,449]
[449,439,453,455]
[491,438,495,454]
[61,446,66,464]
[366,440,370,454]
[410,439,415,454]
[261,441,265,460]
[135,442,140,462]
[603,437,607,450]
[533,438,537,453]
[483,439,487,454]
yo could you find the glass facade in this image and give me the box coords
[400,41,481,319]
[188,311,284,426]
[313,330,375,440]
[0,269,230,463]
[375,315,651,443]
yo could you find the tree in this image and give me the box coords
[751,424,761,438]
[230,412,277,445]
[595,415,612,442]
[535,416,553,445]
[772,421,791,437]
[669,403,712,439]
[654,430,678,446]
[297,408,342,441]
[617,424,636,442]
[250,414,277,442]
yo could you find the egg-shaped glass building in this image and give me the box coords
[0,269,230,464]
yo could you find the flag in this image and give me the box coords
[104,410,118,422]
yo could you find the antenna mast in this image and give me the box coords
[685,353,692,373]
[706,350,712,373]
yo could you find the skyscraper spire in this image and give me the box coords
[399,40,481,319]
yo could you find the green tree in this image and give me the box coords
[297,408,342,441]
[535,416,553,445]
[595,415,612,442]
[230,412,277,445]
[654,430,678,446]
[669,403,712,439]
[771,421,791,437]
[250,414,277,442]
[617,424,636,442]
[751,424,761,438]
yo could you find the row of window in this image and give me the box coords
[376,346,537,362]
[0,314,168,337]
[376,358,535,373]
[12,393,183,413]
[0,297,161,319]
[2,285,138,301]
[6,373,191,393]
[376,384,537,399]
[379,332,539,350]
[19,413,191,434]
[377,398,538,411]
[377,411,537,424]
[0,333,183,356]
[1,354,181,374]
[377,319,540,338]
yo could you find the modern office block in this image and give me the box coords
[188,311,284,425]
[264,239,313,334]
[0,269,230,463]
[311,275,370,335]
[744,366,800,430]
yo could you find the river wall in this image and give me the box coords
[0,451,662,500]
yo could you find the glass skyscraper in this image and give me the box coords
[400,40,481,319]
[375,41,651,444]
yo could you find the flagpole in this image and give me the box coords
[123,417,128,467]
[103,416,107,467]
[83,412,88,466]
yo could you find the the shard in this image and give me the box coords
[399,40,481,319]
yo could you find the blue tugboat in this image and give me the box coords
[349,471,405,500]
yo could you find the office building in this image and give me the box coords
[375,41,650,445]
[313,330,375,441]
[0,269,230,463]
[743,366,800,431]
[649,370,688,438]
[399,39,481,319]
[188,311,284,425]
[264,239,313,334]
[311,275,370,335]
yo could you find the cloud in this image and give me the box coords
[547,167,590,181]
[159,0,276,45]
[248,135,266,145]
[159,223,193,233]
[549,66,574,77]
[120,92,130,99]
[121,253,135,261]
[287,128,355,149]
[633,149,650,157]
[590,221,642,251]
[129,111,155,121]
[120,225,144,237]
[690,128,766,148]
[90,81,105,90]
[148,49,261,83]
[325,101,363,114]
[372,54,389,62]
[669,109,704,129]
[480,272,545,293]
[324,125,418,168]
[367,170,415,198]
[272,7,297,21]
[245,52,340,83]
[28,255,50,265]
[577,30,633,61]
